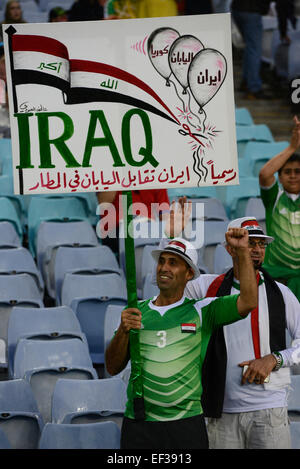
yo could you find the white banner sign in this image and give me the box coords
[3,13,238,195]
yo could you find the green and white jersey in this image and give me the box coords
[260,181,300,273]
[125,294,240,422]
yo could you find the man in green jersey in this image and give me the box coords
[105,227,257,449]
[259,115,300,301]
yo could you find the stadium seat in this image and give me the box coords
[0,247,44,294]
[0,274,44,365]
[0,197,23,240]
[236,124,274,158]
[54,245,122,304]
[243,141,289,177]
[27,196,90,255]
[235,108,254,126]
[0,221,21,248]
[0,428,11,449]
[103,304,125,378]
[0,379,44,449]
[61,273,127,363]
[39,421,121,449]
[290,421,300,449]
[7,305,87,378]
[288,375,300,418]
[213,243,232,274]
[0,175,25,221]
[51,377,127,426]
[142,273,160,300]
[119,218,161,297]
[224,177,260,218]
[168,185,219,200]
[13,338,98,423]
[36,220,99,289]
[198,221,228,274]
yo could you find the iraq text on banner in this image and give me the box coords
[3,13,238,195]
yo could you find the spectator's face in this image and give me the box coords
[226,236,266,269]
[7,2,22,21]
[279,161,300,194]
[247,237,266,269]
[156,252,193,293]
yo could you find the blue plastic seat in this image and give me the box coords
[0,221,21,248]
[51,377,127,425]
[224,177,260,218]
[0,197,23,241]
[235,108,254,126]
[168,185,218,200]
[7,305,87,378]
[13,338,98,423]
[236,124,274,158]
[27,196,90,255]
[0,247,44,293]
[0,175,26,221]
[54,245,122,304]
[243,141,289,177]
[0,379,44,449]
[61,273,127,363]
[39,421,121,449]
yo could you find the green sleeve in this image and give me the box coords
[260,181,279,210]
[202,294,242,331]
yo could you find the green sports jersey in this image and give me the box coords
[125,294,240,422]
[260,182,300,273]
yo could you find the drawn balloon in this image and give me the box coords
[168,35,204,94]
[147,27,180,85]
[188,48,227,112]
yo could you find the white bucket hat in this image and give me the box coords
[151,237,200,279]
[227,217,274,244]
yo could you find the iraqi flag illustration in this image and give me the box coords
[8,30,179,124]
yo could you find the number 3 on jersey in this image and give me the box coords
[156,330,167,348]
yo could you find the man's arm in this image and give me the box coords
[105,307,142,376]
[259,115,300,188]
[225,228,257,317]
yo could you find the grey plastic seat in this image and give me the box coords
[290,421,300,449]
[13,338,98,423]
[0,221,21,248]
[7,305,87,378]
[39,421,121,449]
[213,243,232,275]
[288,375,300,417]
[36,220,99,294]
[54,245,122,304]
[198,221,228,274]
[0,428,11,449]
[61,273,127,363]
[0,247,44,293]
[0,379,44,449]
[27,196,90,255]
[51,377,127,426]
[0,197,23,240]
[0,274,44,364]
